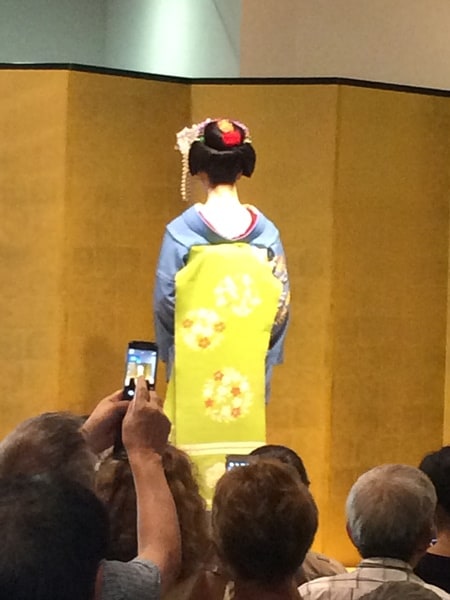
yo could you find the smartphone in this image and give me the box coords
[123,341,158,400]
[225,454,253,471]
[114,341,158,458]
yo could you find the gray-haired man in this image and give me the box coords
[299,464,450,600]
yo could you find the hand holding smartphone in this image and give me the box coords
[114,340,159,458]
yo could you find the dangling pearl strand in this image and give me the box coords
[180,152,189,202]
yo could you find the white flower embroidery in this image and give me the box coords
[203,367,253,423]
[205,462,226,490]
[214,274,261,317]
[180,308,225,351]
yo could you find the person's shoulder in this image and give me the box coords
[303,550,347,579]
[165,206,205,244]
[165,208,191,234]
[245,205,281,243]
[418,553,450,568]
[422,583,450,600]
[101,558,160,600]
[299,571,367,600]
[167,206,199,227]
[299,571,354,592]
[246,205,275,226]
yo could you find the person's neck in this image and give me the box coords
[233,578,300,600]
[198,184,252,238]
[204,183,241,208]
[428,529,450,557]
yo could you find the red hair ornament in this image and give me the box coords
[222,130,242,146]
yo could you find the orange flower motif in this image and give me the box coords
[214,321,225,332]
[202,368,252,423]
[198,337,211,349]
[182,318,193,328]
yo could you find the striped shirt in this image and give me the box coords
[298,557,450,600]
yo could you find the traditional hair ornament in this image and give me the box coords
[175,118,212,202]
[175,117,252,201]
[217,119,242,146]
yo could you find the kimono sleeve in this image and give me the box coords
[268,235,290,366]
[153,230,188,367]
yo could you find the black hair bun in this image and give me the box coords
[189,119,256,184]
[203,120,245,151]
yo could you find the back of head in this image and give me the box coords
[0,412,96,489]
[162,444,210,576]
[95,455,137,561]
[419,446,450,524]
[212,460,318,586]
[249,444,310,486]
[360,581,441,600]
[346,464,436,562]
[96,444,209,577]
[0,473,108,600]
[188,118,256,186]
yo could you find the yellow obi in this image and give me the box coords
[166,243,281,502]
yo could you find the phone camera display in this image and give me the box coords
[123,347,158,399]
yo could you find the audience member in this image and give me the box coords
[250,444,346,582]
[96,443,210,598]
[0,377,181,600]
[212,459,318,600]
[0,473,108,600]
[415,446,450,592]
[298,464,450,600]
[0,412,96,488]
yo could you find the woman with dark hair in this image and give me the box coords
[250,444,311,486]
[0,473,108,600]
[154,118,290,499]
[415,446,450,592]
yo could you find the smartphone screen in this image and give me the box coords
[225,454,253,471]
[123,341,158,400]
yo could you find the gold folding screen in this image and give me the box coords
[326,86,450,561]
[0,70,68,430]
[1,68,450,564]
[62,72,189,410]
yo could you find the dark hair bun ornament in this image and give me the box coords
[203,119,245,151]
[175,117,255,200]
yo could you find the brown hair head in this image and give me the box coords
[212,460,318,586]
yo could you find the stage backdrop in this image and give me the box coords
[1,67,450,565]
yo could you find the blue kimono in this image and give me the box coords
[153,205,289,400]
